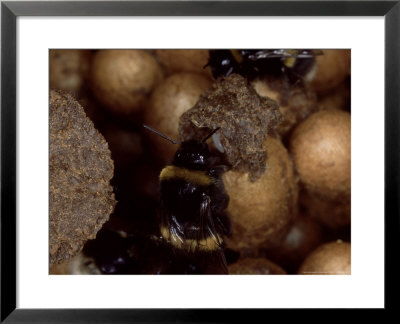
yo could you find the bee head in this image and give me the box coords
[172,140,211,170]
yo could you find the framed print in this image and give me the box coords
[1,0,399,322]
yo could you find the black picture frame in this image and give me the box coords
[1,0,399,322]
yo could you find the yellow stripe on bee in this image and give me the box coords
[160,226,222,252]
[160,165,213,186]
[284,57,296,68]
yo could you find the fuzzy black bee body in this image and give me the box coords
[207,49,322,83]
[158,139,231,273]
[159,140,231,251]
[142,125,232,273]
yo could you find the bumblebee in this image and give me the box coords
[144,125,231,274]
[207,49,322,83]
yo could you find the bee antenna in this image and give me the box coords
[143,125,179,144]
[202,127,221,143]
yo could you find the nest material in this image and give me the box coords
[179,74,281,181]
[49,90,116,265]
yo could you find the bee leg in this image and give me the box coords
[215,251,229,274]
[215,212,232,237]
[208,165,229,177]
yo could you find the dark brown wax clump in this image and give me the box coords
[49,90,117,265]
[179,74,281,181]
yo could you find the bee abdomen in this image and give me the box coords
[160,225,223,252]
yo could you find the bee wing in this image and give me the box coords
[197,196,229,274]
[199,195,223,247]
[158,201,185,245]
[199,196,228,274]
